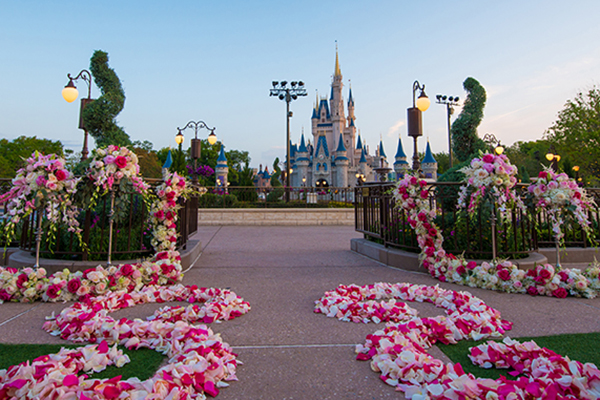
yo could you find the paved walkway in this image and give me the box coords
[1,225,600,399]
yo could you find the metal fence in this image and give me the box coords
[356,182,600,259]
[198,186,355,208]
[0,178,197,261]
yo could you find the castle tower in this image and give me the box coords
[393,137,409,177]
[215,145,229,190]
[378,138,388,168]
[313,132,331,186]
[330,46,345,154]
[295,132,310,186]
[346,84,357,167]
[334,133,349,187]
[421,141,438,181]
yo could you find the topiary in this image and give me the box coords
[451,77,487,163]
[83,50,132,147]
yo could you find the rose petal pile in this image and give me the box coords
[0,284,250,399]
[315,283,600,399]
[392,173,600,298]
[150,172,189,253]
[529,167,596,244]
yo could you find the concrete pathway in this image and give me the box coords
[1,225,600,399]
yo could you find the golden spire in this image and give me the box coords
[334,41,342,77]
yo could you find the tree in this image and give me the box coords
[451,77,488,163]
[83,50,131,147]
[545,86,600,184]
[133,147,163,178]
[0,136,63,178]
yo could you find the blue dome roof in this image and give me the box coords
[163,149,173,169]
[379,140,387,158]
[422,142,437,164]
[395,138,407,158]
[298,133,308,153]
[335,133,347,153]
[359,149,367,163]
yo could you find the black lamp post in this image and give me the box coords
[482,133,505,156]
[435,94,460,168]
[407,80,430,172]
[270,81,307,201]
[62,69,94,161]
[176,121,217,185]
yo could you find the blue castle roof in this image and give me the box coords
[298,133,308,153]
[314,135,329,158]
[348,87,354,106]
[317,99,330,120]
[422,142,437,164]
[359,149,367,163]
[395,137,407,158]
[356,134,362,150]
[163,149,173,169]
[311,107,318,119]
[335,133,349,160]
[379,140,387,158]
[216,145,227,166]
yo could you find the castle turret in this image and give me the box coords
[330,46,345,155]
[295,132,310,186]
[215,145,229,190]
[393,137,409,178]
[334,133,349,187]
[421,141,438,181]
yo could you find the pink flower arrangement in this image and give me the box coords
[87,145,148,194]
[0,151,81,242]
[529,167,596,244]
[457,152,524,218]
[150,171,190,253]
[392,173,600,298]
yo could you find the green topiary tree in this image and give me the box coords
[451,77,487,163]
[83,50,131,147]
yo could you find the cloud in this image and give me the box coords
[387,119,405,138]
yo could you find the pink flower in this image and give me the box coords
[526,285,538,296]
[466,261,477,270]
[552,287,568,298]
[115,156,128,169]
[46,284,61,299]
[35,175,47,187]
[55,169,67,181]
[67,278,81,293]
[482,154,495,163]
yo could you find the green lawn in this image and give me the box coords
[437,332,600,380]
[0,343,166,381]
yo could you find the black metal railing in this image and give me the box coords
[198,186,355,208]
[0,178,198,261]
[356,182,600,259]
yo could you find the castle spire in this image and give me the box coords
[334,41,342,77]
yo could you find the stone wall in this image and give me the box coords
[198,208,354,226]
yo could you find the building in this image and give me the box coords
[289,49,383,188]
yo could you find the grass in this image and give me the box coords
[437,332,600,380]
[0,343,166,381]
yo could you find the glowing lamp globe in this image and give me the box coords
[416,92,430,112]
[175,132,184,145]
[545,152,554,161]
[62,82,79,103]
[494,144,504,155]
[208,131,217,145]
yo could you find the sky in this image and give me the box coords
[1,1,599,170]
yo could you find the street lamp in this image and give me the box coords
[482,133,504,155]
[436,94,460,168]
[176,120,217,185]
[407,80,430,172]
[270,80,307,201]
[573,165,581,184]
[545,145,561,171]
[62,69,94,161]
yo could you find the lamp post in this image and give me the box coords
[62,69,94,161]
[545,145,561,172]
[270,81,307,201]
[435,94,460,168]
[407,81,430,172]
[482,133,504,155]
[174,131,185,174]
[176,121,217,185]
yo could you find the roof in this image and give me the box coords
[349,117,355,127]
[348,87,354,106]
[359,149,367,163]
[216,145,228,166]
[334,47,342,77]
[356,134,362,150]
[422,142,437,164]
[379,140,387,158]
[298,134,308,153]
[317,99,331,120]
[335,133,347,153]
[163,149,173,169]
[314,135,329,158]
[395,137,407,158]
